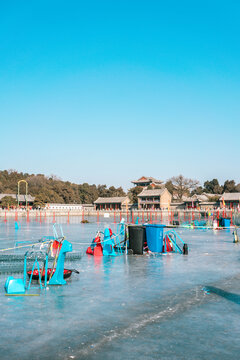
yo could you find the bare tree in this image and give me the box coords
[48,174,62,181]
[169,174,199,200]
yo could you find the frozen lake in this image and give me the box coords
[0,217,240,359]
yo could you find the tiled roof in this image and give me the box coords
[132,176,162,184]
[184,193,220,202]
[220,192,240,201]
[17,195,35,202]
[138,189,166,197]
[0,194,35,202]
[94,197,129,204]
[0,193,16,200]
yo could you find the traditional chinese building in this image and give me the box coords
[94,196,130,210]
[46,203,83,210]
[220,193,240,209]
[0,193,35,207]
[131,176,163,188]
[184,193,220,210]
[137,188,172,210]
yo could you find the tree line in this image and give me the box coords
[0,170,239,207]
[165,176,240,201]
[0,170,125,207]
[128,176,240,203]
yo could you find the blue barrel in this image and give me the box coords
[145,224,165,252]
[221,218,231,228]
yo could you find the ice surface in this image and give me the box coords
[0,217,239,359]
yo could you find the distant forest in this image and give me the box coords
[165,177,240,201]
[0,170,126,206]
[0,170,239,207]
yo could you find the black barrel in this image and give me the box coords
[183,243,188,255]
[128,225,146,255]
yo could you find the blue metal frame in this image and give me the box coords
[15,236,55,247]
[113,222,125,254]
[23,250,49,290]
[164,229,184,254]
[101,223,126,256]
[49,240,72,285]
[53,223,64,240]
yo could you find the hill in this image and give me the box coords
[0,170,126,205]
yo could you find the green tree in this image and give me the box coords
[235,183,240,192]
[128,186,142,204]
[33,194,49,208]
[208,195,220,202]
[223,180,236,193]
[203,179,223,194]
[108,186,126,197]
[191,186,204,196]
[96,184,126,198]
[1,196,17,208]
[165,181,175,195]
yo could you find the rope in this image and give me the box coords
[0,241,50,253]
[178,225,239,230]
[0,225,125,253]
[0,252,82,265]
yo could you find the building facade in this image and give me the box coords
[0,193,35,207]
[94,196,130,210]
[137,188,172,210]
[46,203,83,210]
[220,193,240,209]
[183,193,220,210]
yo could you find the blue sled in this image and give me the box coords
[5,277,25,294]
[102,228,116,256]
[49,239,72,285]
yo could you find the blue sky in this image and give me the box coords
[0,0,239,189]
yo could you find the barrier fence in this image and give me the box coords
[0,209,240,226]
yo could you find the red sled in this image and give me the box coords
[27,268,72,281]
[86,235,103,256]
